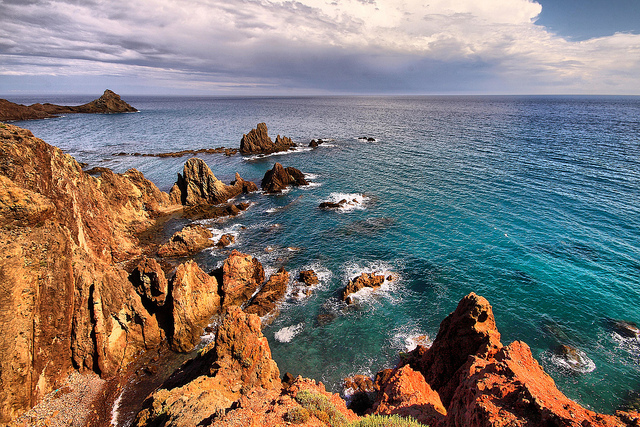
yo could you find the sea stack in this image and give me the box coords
[239,123,296,155]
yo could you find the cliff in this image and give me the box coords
[0,90,137,121]
[0,123,177,422]
[130,293,640,427]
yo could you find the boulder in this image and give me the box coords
[343,375,376,415]
[298,269,319,286]
[218,250,265,309]
[261,162,308,193]
[216,233,235,248]
[170,260,221,352]
[245,267,289,322]
[134,307,280,426]
[168,158,257,206]
[239,123,296,155]
[157,224,214,257]
[341,272,386,304]
[129,257,169,307]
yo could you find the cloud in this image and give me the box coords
[0,0,639,94]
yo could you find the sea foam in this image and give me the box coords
[274,323,304,343]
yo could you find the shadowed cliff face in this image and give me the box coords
[0,123,175,422]
[0,89,138,122]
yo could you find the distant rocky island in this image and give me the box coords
[1,121,639,426]
[0,89,137,121]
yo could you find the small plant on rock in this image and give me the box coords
[295,389,348,427]
[349,414,428,427]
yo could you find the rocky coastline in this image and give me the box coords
[1,122,640,426]
[0,90,138,121]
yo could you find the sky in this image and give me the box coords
[0,0,639,96]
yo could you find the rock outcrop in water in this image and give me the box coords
[169,158,257,206]
[0,89,137,121]
[261,162,309,193]
[239,122,296,155]
[341,272,386,304]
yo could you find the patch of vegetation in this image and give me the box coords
[349,414,428,427]
[0,122,7,129]
[295,390,348,427]
[284,406,310,424]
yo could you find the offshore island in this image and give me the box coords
[1,93,640,427]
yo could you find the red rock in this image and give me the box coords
[261,162,308,193]
[168,158,257,206]
[341,272,386,304]
[245,267,289,322]
[0,124,171,423]
[219,250,265,309]
[239,123,296,155]
[157,224,214,257]
[372,365,446,426]
[129,257,169,307]
[400,292,502,406]
[170,260,221,352]
[134,307,280,426]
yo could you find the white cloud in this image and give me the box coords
[0,0,639,94]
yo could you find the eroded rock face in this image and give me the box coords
[261,162,308,193]
[299,269,319,286]
[170,260,221,352]
[169,158,257,206]
[245,266,289,322]
[371,292,638,427]
[0,90,137,121]
[239,123,296,155]
[157,224,214,257]
[219,250,265,309]
[372,365,446,426]
[341,272,386,304]
[134,307,280,426]
[0,124,174,423]
[129,257,169,307]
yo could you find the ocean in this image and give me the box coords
[11,95,640,414]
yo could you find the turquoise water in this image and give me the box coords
[12,95,640,413]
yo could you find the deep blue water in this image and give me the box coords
[11,95,640,414]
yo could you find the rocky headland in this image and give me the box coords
[0,90,137,121]
[239,122,297,155]
[1,122,640,427]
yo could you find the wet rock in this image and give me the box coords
[168,158,257,206]
[319,199,348,209]
[216,233,235,248]
[218,250,265,309]
[341,272,386,304]
[170,260,221,353]
[554,344,594,372]
[129,257,169,307]
[610,319,640,339]
[239,123,296,155]
[309,139,319,148]
[245,266,289,322]
[299,270,319,286]
[0,90,137,121]
[134,307,281,427]
[261,162,308,193]
[157,224,214,257]
[182,201,249,221]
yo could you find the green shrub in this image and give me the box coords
[349,414,427,427]
[295,390,348,427]
[285,406,310,424]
